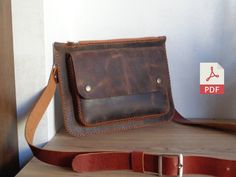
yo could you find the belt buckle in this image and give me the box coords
[158,153,183,177]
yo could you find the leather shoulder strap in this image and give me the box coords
[25,67,84,167]
[25,67,236,176]
[173,110,236,132]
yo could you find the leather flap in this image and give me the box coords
[66,37,169,99]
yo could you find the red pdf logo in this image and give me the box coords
[200,63,224,94]
[206,66,219,82]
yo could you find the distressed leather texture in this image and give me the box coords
[68,46,168,99]
[54,36,174,136]
[79,92,169,125]
[66,42,171,126]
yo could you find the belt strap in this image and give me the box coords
[25,67,236,176]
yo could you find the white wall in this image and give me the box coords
[11,0,236,167]
[11,0,48,167]
[218,1,236,117]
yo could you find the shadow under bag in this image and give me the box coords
[25,36,236,176]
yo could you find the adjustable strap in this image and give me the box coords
[25,67,236,176]
[72,152,236,176]
[25,67,84,167]
[173,111,236,132]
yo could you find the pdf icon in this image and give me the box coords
[200,63,224,94]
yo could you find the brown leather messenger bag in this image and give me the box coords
[25,36,236,176]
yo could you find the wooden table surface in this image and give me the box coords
[17,122,236,177]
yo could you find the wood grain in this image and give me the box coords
[0,0,19,176]
[17,122,236,177]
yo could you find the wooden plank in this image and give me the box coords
[0,0,19,176]
[17,122,236,177]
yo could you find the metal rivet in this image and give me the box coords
[156,78,162,84]
[85,85,91,92]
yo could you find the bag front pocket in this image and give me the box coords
[66,38,171,126]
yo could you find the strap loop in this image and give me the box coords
[131,151,144,172]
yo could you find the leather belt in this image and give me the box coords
[25,67,236,176]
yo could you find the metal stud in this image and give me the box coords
[85,85,91,92]
[156,77,162,85]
